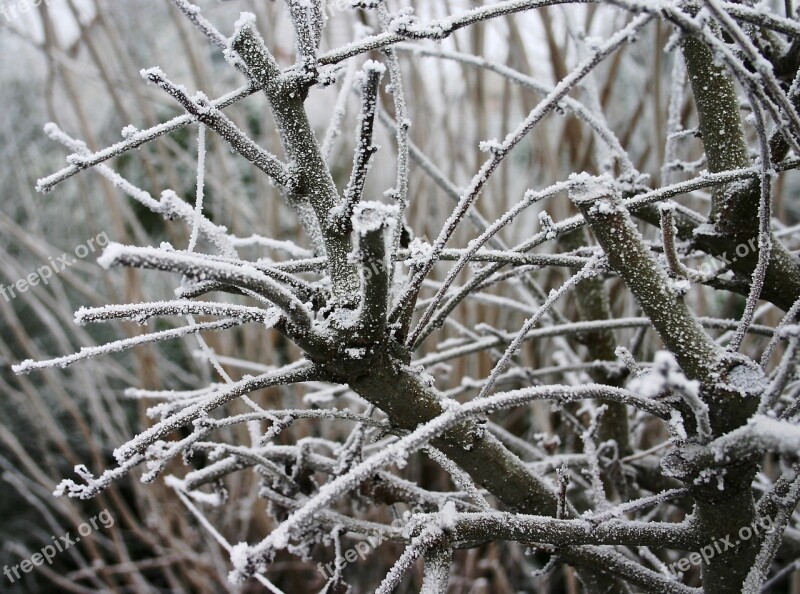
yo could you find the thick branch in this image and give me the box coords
[570,176,724,385]
[414,512,699,550]
[682,31,800,315]
[143,68,291,187]
[352,202,395,342]
[230,15,360,303]
[336,61,384,234]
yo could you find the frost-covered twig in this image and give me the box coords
[474,255,605,398]
[416,316,784,367]
[659,202,709,283]
[317,0,591,65]
[36,84,257,193]
[286,0,323,73]
[377,3,411,266]
[394,44,635,176]
[742,468,800,592]
[373,523,445,594]
[408,179,575,347]
[406,511,699,550]
[336,61,384,232]
[97,243,313,332]
[761,296,800,370]
[143,68,292,188]
[170,0,228,50]
[322,57,358,163]
[726,99,772,352]
[422,446,492,512]
[75,300,278,326]
[759,337,800,414]
[393,14,654,333]
[13,319,241,375]
[41,124,238,258]
[113,361,317,462]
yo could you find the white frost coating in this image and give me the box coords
[345,347,366,359]
[96,243,126,269]
[188,123,207,253]
[628,351,698,398]
[352,201,399,235]
[75,300,280,327]
[719,415,800,457]
[439,500,458,529]
[538,210,556,239]
[670,278,691,296]
[478,139,503,153]
[590,198,618,215]
[692,222,720,238]
[165,475,224,506]
[229,235,312,257]
[628,351,710,440]
[404,237,433,267]
[362,59,386,75]
[231,12,257,47]
[95,243,311,328]
[111,361,312,464]
[568,171,615,202]
[12,319,242,375]
[722,361,768,396]
[658,200,677,214]
[669,409,688,441]
[229,542,259,583]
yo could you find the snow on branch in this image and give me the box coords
[351,201,397,340]
[142,68,293,188]
[13,319,242,375]
[36,84,258,194]
[96,243,313,331]
[75,300,279,326]
[706,415,800,460]
[334,60,384,233]
[229,13,360,301]
[113,361,317,463]
[393,14,654,334]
